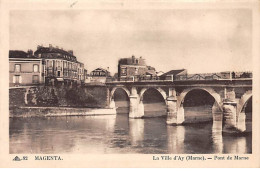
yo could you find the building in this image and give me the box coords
[34,44,85,85]
[9,50,44,87]
[90,67,111,83]
[9,44,86,87]
[118,55,157,81]
[77,62,85,83]
[159,69,187,80]
[156,71,165,77]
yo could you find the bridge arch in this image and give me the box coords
[178,87,222,111]
[237,90,252,115]
[110,86,131,102]
[236,91,252,132]
[139,87,167,103]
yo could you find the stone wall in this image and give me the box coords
[9,85,107,108]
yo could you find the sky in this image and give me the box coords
[9,9,252,75]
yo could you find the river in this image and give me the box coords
[9,103,252,154]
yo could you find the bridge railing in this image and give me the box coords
[106,76,173,83]
[106,71,252,83]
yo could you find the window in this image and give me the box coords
[15,64,21,72]
[48,60,53,67]
[47,60,52,67]
[32,75,39,83]
[121,68,127,76]
[13,75,21,83]
[57,71,61,77]
[33,64,39,72]
[135,68,138,74]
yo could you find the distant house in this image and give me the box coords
[144,70,157,80]
[220,71,231,79]
[156,71,165,77]
[90,67,111,83]
[159,69,187,80]
[84,69,92,83]
[118,55,157,81]
[9,50,44,87]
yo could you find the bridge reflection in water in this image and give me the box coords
[9,112,252,154]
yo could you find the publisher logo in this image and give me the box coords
[13,156,21,161]
[13,156,28,161]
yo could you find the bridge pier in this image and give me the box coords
[129,87,144,118]
[223,101,238,133]
[166,96,184,125]
[237,112,246,132]
[109,99,116,108]
[138,100,144,117]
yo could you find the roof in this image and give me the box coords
[146,70,156,75]
[9,50,38,59]
[147,66,156,70]
[160,69,187,77]
[34,47,74,57]
[91,67,110,73]
[34,47,77,63]
[156,71,165,76]
[118,56,146,66]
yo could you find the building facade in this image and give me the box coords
[9,44,86,87]
[34,44,85,85]
[90,68,111,83]
[118,55,156,81]
[9,50,44,87]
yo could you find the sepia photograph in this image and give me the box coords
[1,0,260,168]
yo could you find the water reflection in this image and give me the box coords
[223,135,250,154]
[211,121,223,153]
[129,119,144,146]
[167,126,185,154]
[10,113,252,154]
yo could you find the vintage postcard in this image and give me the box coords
[0,0,259,168]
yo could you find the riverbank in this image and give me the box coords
[9,106,116,118]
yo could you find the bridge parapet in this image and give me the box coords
[106,71,252,83]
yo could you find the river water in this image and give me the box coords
[9,104,252,154]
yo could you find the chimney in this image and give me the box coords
[37,45,44,50]
[49,44,53,50]
[68,50,73,55]
[132,55,135,63]
[27,49,33,57]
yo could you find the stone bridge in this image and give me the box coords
[106,79,252,133]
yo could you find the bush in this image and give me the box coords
[65,88,98,107]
